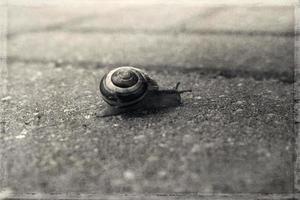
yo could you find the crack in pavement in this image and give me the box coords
[7,57,294,84]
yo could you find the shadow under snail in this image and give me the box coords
[98,66,191,117]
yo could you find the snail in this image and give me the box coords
[98,66,191,117]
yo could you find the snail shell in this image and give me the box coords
[99,66,158,107]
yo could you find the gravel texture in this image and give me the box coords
[0,62,294,193]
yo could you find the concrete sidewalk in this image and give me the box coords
[0,1,296,195]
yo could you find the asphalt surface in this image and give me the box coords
[0,1,296,195]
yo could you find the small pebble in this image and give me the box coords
[227,138,234,145]
[133,135,146,141]
[147,156,159,162]
[158,143,167,148]
[15,135,26,139]
[158,170,167,178]
[235,109,243,113]
[66,65,73,69]
[204,143,215,148]
[236,101,244,105]
[123,170,135,180]
[24,118,33,125]
[191,144,201,153]
[20,129,28,135]
[1,96,12,102]
[183,134,193,144]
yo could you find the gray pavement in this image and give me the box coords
[0,1,296,195]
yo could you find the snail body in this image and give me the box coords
[98,66,191,117]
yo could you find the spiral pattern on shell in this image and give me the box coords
[100,66,155,107]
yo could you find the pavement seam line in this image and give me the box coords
[7,57,294,84]
[8,28,296,39]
